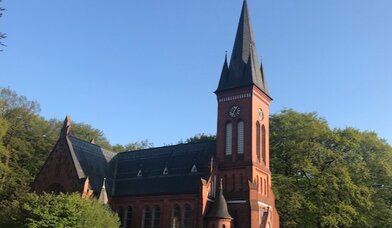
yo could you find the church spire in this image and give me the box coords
[215,0,268,95]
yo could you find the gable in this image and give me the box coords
[32,137,82,193]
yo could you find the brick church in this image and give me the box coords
[32,1,280,227]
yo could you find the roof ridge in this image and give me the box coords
[118,140,216,155]
[69,135,115,151]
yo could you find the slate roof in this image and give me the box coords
[66,135,215,197]
[68,136,116,193]
[216,0,269,95]
[113,141,215,196]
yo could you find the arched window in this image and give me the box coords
[142,206,152,228]
[264,179,267,195]
[260,177,263,195]
[262,125,266,164]
[224,175,228,190]
[171,204,181,228]
[46,183,65,195]
[256,175,259,193]
[125,206,132,228]
[183,204,192,228]
[256,122,261,162]
[225,122,233,155]
[232,174,235,191]
[153,205,161,228]
[237,121,244,154]
[223,225,226,228]
[118,207,124,228]
[240,173,244,191]
[267,176,269,196]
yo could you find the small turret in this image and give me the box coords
[206,179,232,228]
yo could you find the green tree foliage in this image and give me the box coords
[0,88,113,200]
[0,192,119,228]
[71,122,112,149]
[112,139,153,152]
[270,109,392,227]
[178,133,216,144]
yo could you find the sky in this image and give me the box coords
[0,0,391,147]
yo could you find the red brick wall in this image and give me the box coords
[111,193,202,228]
[32,137,82,194]
[215,86,279,228]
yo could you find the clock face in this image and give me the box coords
[229,105,240,118]
[258,108,264,120]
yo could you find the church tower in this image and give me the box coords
[215,1,279,227]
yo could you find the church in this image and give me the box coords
[32,1,280,227]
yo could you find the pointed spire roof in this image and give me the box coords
[98,178,108,204]
[206,178,232,219]
[215,0,269,95]
[60,115,71,137]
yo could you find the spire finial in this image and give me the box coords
[60,115,71,137]
[102,178,106,189]
[220,178,223,191]
[98,178,108,204]
[210,156,214,174]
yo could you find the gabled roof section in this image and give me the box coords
[113,141,215,196]
[215,0,269,95]
[68,136,116,193]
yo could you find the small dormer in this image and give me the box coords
[191,164,198,173]
[163,167,169,175]
[137,169,143,177]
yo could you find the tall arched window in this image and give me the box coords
[240,173,244,191]
[47,183,65,195]
[262,125,266,164]
[264,179,267,195]
[171,204,181,228]
[142,206,152,228]
[225,122,233,155]
[237,121,244,154]
[260,177,263,195]
[125,206,132,228]
[232,174,235,191]
[256,122,261,162]
[256,175,259,193]
[224,175,228,190]
[118,207,124,228]
[153,205,161,228]
[183,204,192,228]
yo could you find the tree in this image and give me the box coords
[270,109,392,227]
[71,122,112,149]
[0,103,9,195]
[178,133,216,144]
[112,139,153,152]
[0,0,5,50]
[0,192,120,228]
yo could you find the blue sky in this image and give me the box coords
[1,0,391,146]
